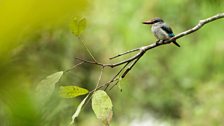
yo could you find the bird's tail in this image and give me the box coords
[172,40,180,47]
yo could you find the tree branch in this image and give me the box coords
[77,13,224,91]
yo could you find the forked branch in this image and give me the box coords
[76,13,224,91]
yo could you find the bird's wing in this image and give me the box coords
[161,24,175,37]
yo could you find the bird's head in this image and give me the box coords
[143,17,164,25]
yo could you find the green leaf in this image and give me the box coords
[71,17,79,36]
[92,90,113,126]
[78,18,87,35]
[36,71,63,102]
[71,17,87,37]
[59,86,89,98]
[70,95,89,124]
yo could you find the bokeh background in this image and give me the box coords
[0,0,224,126]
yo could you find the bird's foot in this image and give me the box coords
[156,40,163,45]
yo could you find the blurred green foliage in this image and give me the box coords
[0,0,224,126]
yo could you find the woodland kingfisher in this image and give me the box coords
[143,18,180,47]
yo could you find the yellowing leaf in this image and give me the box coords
[92,90,113,126]
[70,95,89,124]
[36,71,63,103]
[59,86,89,98]
[71,17,87,36]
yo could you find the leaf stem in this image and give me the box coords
[78,36,97,62]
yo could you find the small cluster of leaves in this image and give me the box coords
[35,17,113,126]
[35,71,113,126]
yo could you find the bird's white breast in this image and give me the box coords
[151,23,170,40]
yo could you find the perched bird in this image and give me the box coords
[143,18,180,47]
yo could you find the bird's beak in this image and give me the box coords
[142,20,154,24]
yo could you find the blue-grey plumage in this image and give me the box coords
[143,18,180,47]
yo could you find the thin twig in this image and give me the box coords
[95,66,104,91]
[75,57,105,66]
[88,78,119,94]
[103,78,120,90]
[83,67,104,109]
[64,62,84,72]
[108,53,144,90]
[109,48,140,60]
[104,62,130,90]
[121,54,143,78]
[75,52,141,68]
[78,36,97,62]
[112,62,130,80]
[109,80,120,91]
